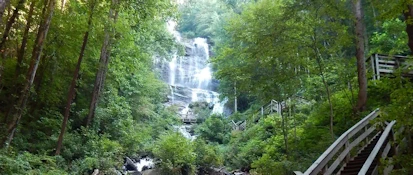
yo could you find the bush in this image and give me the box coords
[0,150,68,175]
[153,132,196,175]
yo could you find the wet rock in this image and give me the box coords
[124,157,138,171]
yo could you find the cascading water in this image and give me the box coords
[155,21,227,140]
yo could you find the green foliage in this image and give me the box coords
[370,19,408,55]
[178,0,230,40]
[195,114,230,144]
[0,0,181,174]
[0,150,68,175]
[194,139,223,168]
[153,132,196,175]
[189,101,213,121]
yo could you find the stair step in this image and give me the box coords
[339,132,384,175]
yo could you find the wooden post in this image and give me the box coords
[390,129,397,156]
[371,55,376,80]
[345,140,350,162]
[270,100,273,113]
[322,165,328,174]
[375,54,380,80]
[261,107,264,116]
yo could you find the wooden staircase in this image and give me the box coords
[294,109,398,175]
[339,132,384,175]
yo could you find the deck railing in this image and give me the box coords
[367,54,413,80]
[232,99,283,130]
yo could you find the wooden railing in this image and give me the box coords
[294,109,381,175]
[359,120,396,175]
[231,99,283,130]
[367,54,413,80]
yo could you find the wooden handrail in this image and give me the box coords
[358,120,396,175]
[295,109,380,175]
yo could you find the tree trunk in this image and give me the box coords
[15,0,35,76]
[404,5,413,53]
[0,0,10,23]
[0,0,27,51]
[313,27,334,137]
[2,0,55,148]
[354,0,367,112]
[86,0,118,127]
[55,1,95,155]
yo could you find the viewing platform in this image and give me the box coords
[181,118,198,124]
[367,54,413,80]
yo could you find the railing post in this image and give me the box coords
[375,54,381,80]
[345,140,350,162]
[365,126,369,143]
[322,165,328,174]
[261,107,264,116]
[390,128,397,156]
[371,54,376,80]
[270,100,273,113]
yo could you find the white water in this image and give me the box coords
[164,21,226,139]
[134,157,155,172]
[173,125,196,141]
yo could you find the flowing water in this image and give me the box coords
[137,21,228,173]
[157,21,227,139]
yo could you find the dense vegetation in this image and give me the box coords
[0,0,412,175]
[178,0,413,174]
[0,0,186,174]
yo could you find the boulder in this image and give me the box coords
[124,157,138,171]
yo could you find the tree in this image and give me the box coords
[354,0,368,112]
[0,0,10,24]
[86,0,118,127]
[3,0,56,147]
[15,0,35,77]
[0,0,27,51]
[55,0,96,155]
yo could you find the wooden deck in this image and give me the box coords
[367,54,413,80]
[182,118,197,124]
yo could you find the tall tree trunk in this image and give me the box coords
[0,0,10,23]
[86,0,118,127]
[2,0,55,148]
[15,0,35,76]
[354,0,367,112]
[404,5,413,53]
[56,1,95,155]
[0,0,27,50]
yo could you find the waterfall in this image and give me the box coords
[155,21,227,140]
[169,85,174,103]
[169,54,177,85]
